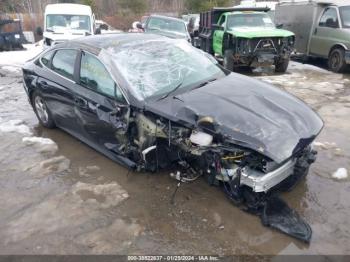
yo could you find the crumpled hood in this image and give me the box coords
[145,73,323,164]
[227,27,294,38]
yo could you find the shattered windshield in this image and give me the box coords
[227,13,275,29]
[111,40,225,100]
[146,17,187,35]
[340,6,350,28]
[46,15,91,32]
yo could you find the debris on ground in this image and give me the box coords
[260,197,312,243]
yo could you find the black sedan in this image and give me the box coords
[23,33,323,241]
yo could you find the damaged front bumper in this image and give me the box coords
[240,146,317,193]
[240,159,296,193]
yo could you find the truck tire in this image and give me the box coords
[328,48,347,73]
[275,58,289,73]
[223,50,234,71]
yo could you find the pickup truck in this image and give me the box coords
[198,7,295,72]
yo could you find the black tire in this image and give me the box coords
[31,91,56,128]
[328,48,347,73]
[275,58,290,73]
[223,50,234,71]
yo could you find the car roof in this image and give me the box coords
[228,11,266,15]
[59,33,167,55]
[45,3,92,15]
[148,15,185,23]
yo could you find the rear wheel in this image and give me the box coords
[32,91,55,128]
[275,58,290,73]
[223,50,234,71]
[328,48,347,73]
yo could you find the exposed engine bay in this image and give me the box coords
[112,109,317,243]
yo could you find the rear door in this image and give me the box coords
[37,48,80,132]
[73,50,128,152]
[310,7,341,57]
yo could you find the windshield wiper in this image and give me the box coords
[157,81,183,101]
[191,78,217,90]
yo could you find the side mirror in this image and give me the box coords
[212,24,224,30]
[276,23,283,29]
[94,27,101,35]
[136,22,143,30]
[36,26,43,36]
[100,24,108,30]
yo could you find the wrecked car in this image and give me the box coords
[22,34,323,242]
[198,7,295,72]
[138,15,191,42]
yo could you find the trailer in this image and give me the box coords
[0,19,26,51]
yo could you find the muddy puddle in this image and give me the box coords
[0,56,349,255]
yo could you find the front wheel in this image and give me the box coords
[328,48,347,73]
[32,91,55,128]
[275,58,290,73]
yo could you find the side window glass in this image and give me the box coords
[80,52,125,102]
[319,8,339,28]
[41,50,54,67]
[52,49,77,80]
[219,16,226,27]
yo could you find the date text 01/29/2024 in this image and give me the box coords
[127,255,220,261]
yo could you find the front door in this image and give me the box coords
[74,50,128,153]
[213,14,226,56]
[310,7,341,57]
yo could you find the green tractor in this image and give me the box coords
[198,7,295,72]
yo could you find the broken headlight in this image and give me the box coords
[281,36,295,47]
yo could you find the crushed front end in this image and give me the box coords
[233,36,295,68]
[121,109,318,242]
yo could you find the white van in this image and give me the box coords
[41,3,99,48]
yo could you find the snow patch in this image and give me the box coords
[22,136,58,154]
[313,141,337,150]
[0,120,32,135]
[22,136,55,145]
[72,182,129,208]
[1,66,21,73]
[0,44,42,67]
[39,156,70,173]
[332,168,348,180]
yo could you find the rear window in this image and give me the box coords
[51,49,77,80]
[40,50,54,67]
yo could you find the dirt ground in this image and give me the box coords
[0,47,349,255]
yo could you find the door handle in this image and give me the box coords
[74,97,88,108]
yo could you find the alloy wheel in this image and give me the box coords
[34,96,49,124]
